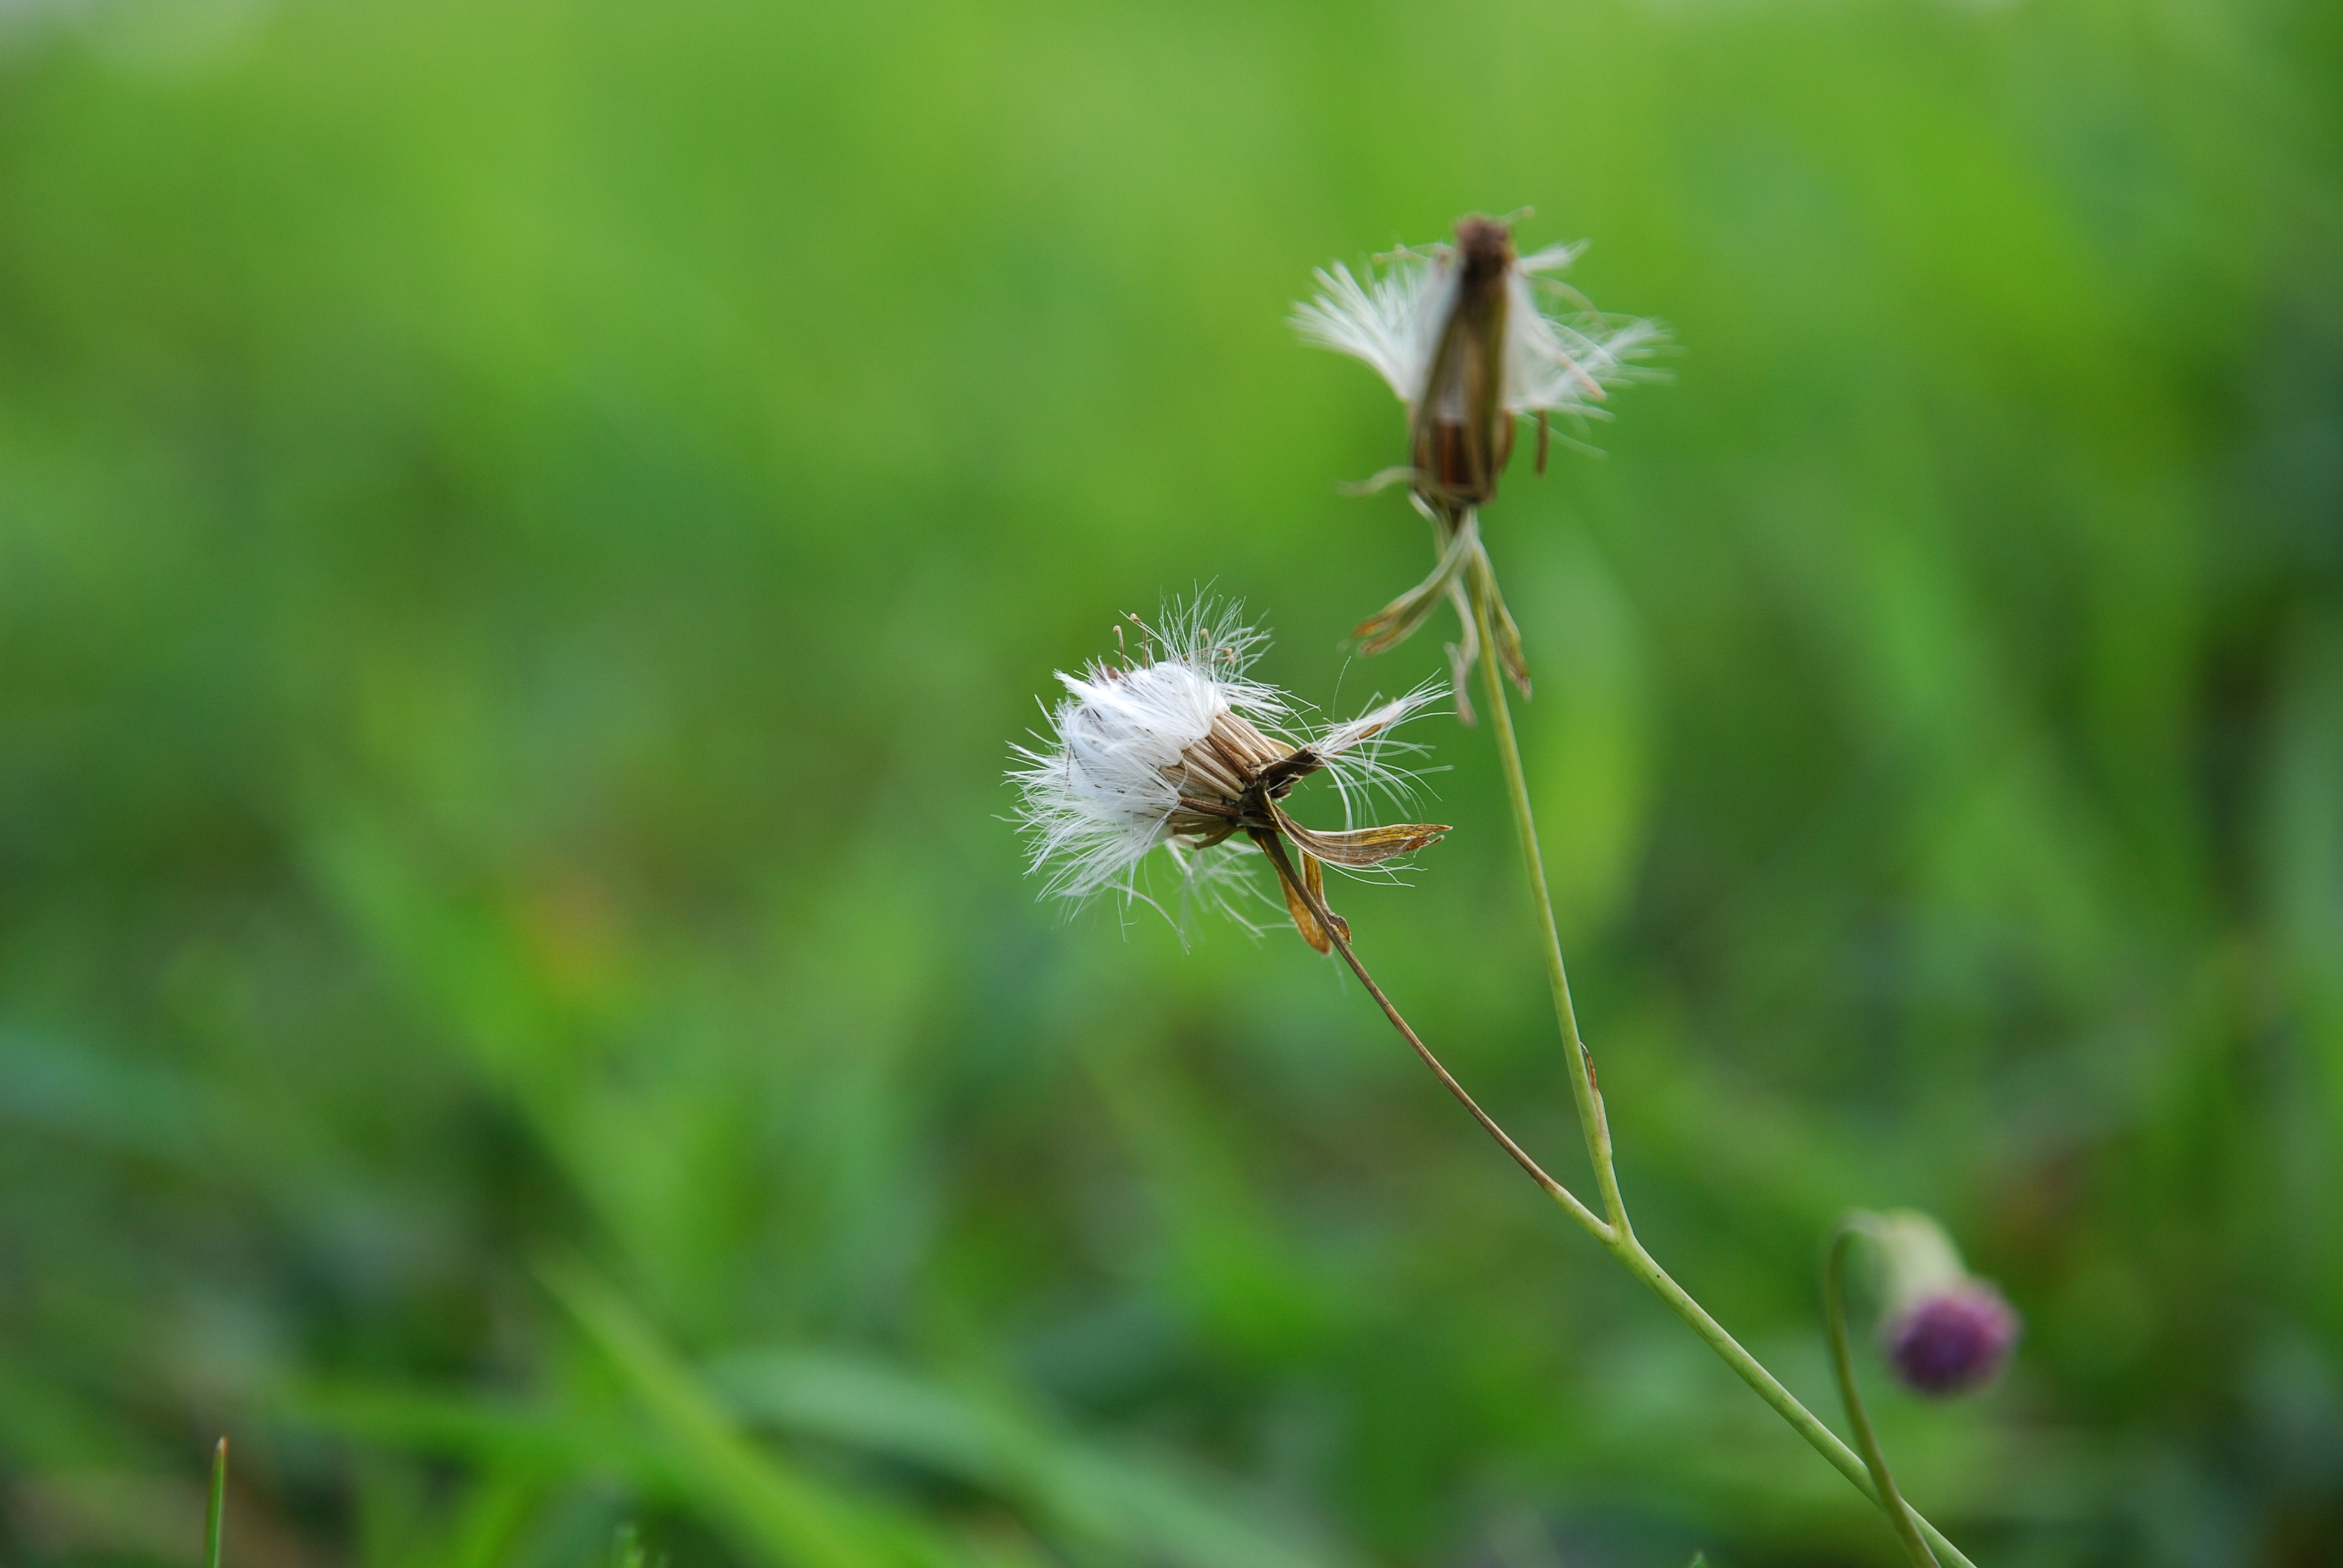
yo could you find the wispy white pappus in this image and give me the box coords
[1009,600,1447,950]
[1293,215,1664,511]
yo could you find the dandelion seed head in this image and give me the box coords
[1292,219,1665,426]
[1010,601,1279,907]
[1009,599,1443,937]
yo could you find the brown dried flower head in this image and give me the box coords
[1293,213,1664,517]
[1011,601,1447,952]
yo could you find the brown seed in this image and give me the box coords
[1411,217,1518,510]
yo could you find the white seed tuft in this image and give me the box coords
[1291,236,1663,423]
[1010,601,1437,936]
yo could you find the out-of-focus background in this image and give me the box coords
[2,0,2338,1564]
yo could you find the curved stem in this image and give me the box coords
[1261,814,1977,1564]
[1251,829,1610,1243]
[1621,1239,1977,1565]
[1457,540,1976,1568]
[1828,1220,1940,1567]
[1463,540,1630,1236]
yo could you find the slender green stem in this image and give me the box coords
[1460,541,1977,1568]
[1464,542,1627,1234]
[1620,1240,1974,1567]
[1251,829,1610,1242]
[205,1437,228,1568]
[1827,1220,1940,1566]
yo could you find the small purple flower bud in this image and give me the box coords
[1869,1209,2022,1398]
[1884,1282,2021,1396]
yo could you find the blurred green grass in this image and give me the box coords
[0,0,2338,1564]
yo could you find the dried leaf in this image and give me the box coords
[1466,543,1532,697]
[1273,804,1449,867]
[1353,520,1477,656]
[1334,466,1426,499]
[1303,852,1350,944]
[1444,642,1476,727]
[1489,587,1531,697]
[1254,829,1332,953]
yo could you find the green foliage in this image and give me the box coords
[615,1523,651,1568]
[0,0,2338,1564]
[206,1439,226,1568]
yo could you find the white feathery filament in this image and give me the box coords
[1292,236,1663,423]
[1011,603,1437,929]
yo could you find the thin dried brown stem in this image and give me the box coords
[1248,828,1611,1242]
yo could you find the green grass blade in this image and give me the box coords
[540,1256,929,1568]
[205,1438,228,1568]
[714,1350,1354,1568]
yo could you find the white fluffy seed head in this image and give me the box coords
[1292,235,1664,422]
[1009,601,1437,932]
[1010,601,1282,906]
